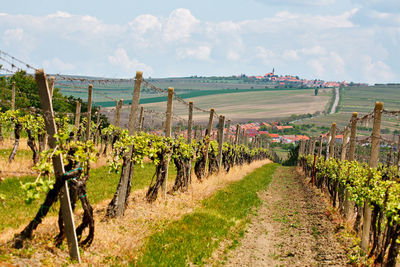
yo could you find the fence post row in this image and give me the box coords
[35,69,81,262]
[361,102,383,251]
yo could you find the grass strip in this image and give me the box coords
[0,163,177,231]
[136,163,278,266]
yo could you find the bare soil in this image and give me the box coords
[224,166,349,266]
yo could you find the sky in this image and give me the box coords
[0,0,399,84]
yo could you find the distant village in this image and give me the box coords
[240,69,367,88]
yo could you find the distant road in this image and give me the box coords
[329,87,340,114]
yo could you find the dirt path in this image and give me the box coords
[225,166,349,266]
[329,87,340,114]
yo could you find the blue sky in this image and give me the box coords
[1,0,399,83]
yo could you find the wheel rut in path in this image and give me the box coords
[225,166,349,266]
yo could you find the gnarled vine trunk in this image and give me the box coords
[8,123,22,163]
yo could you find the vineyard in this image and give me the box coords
[1,50,400,266]
[299,102,400,266]
[0,51,279,265]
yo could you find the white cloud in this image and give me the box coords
[42,57,75,73]
[3,28,24,45]
[108,48,153,76]
[163,8,199,42]
[255,0,336,6]
[176,45,212,61]
[283,50,299,61]
[361,56,394,84]
[129,14,162,35]
[301,46,327,56]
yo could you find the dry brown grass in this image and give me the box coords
[0,159,271,266]
[0,142,109,179]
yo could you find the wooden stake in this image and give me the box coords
[204,108,214,174]
[86,85,93,141]
[48,76,55,99]
[188,102,193,144]
[114,99,123,128]
[128,71,143,135]
[329,123,336,159]
[348,112,358,161]
[11,81,16,111]
[226,120,231,143]
[73,101,81,141]
[95,111,100,145]
[340,127,350,161]
[162,87,174,196]
[318,136,323,157]
[138,106,144,132]
[35,69,80,262]
[217,115,225,171]
[361,102,383,252]
[235,124,240,145]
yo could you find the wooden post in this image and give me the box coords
[318,136,323,157]
[299,140,305,155]
[329,123,336,159]
[48,76,55,99]
[226,119,231,143]
[396,135,400,169]
[114,72,142,217]
[128,71,143,134]
[188,102,193,144]
[11,81,16,111]
[344,121,355,219]
[340,127,350,161]
[95,111,100,145]
[35,69,80,262]
[348,112,358,161]
[217,115,225,171]
[10,81,16,140]
[138,106,144,132]
[187,101,194,184]
[325,133,331,160]
[204,108,214,174]
[73,101,81,142]
[114,99,123,127]
[361,102,383,252]
[235,124,240,145]
[86,85,93,141]
[162,87,174,196]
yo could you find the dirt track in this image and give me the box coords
[225,166,349,266]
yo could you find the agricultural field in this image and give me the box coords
[294,85,400,136]
[110,88,332,128]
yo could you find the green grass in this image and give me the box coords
[295,85,400,135]
[0,163,177,232]
[136,163,278,266]
[0,148,32,159]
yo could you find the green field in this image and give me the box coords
[294,85,400,135]
[113,88,333,125]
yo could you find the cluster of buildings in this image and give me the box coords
[225,121,309,144]
[246,71,348,88]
